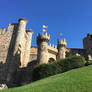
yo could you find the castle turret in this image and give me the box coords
[57,33,67,59]
[26,30,33,47]
[37,32,50,64]
[22,30,33,67]
[83,33,92,50]
[83,33,92,60]
[13,18,28,55]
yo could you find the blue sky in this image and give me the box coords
[0,0,92,48]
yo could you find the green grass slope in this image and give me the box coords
[2,65,92,92]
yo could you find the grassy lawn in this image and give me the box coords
[2,65,92,92]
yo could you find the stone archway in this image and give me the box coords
[48,58,55,63]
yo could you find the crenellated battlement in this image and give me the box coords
[58,39,67,47]
[48,43,57,48]
[48,43,58,52]
[0,28,6,35]
[37,32,50,44]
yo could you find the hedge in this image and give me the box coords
[32,55,86,81]
[85,60,92,66]
[69,55,86,68]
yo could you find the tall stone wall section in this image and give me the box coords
[6,18,33,83]
[13,18,28,68]
[23,30,33,67]
[0,24,17,63]
[0,23,18,83]
[0,18,33,84]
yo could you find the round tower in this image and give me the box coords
[6,18,28,83]
[23,30,33,67]
[26,30,33,47]
[13,18,28,55]
[37,32,50,64]
[57,34,67,60]
[83,33,92,60]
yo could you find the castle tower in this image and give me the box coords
[37,32,50,64]
[83,33,92,60]
[13,18,28,55]
[23,30,33,67]
[57,33,67,59]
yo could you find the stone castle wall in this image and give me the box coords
[0,18,33,84]
[0,24,18,63]
[0,23,18,83]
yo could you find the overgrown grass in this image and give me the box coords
[2,65,92,92]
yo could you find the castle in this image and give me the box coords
[0,18,92,86]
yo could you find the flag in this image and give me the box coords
[43,25,48,29]
[42,25,48,32]
[43,29,46,32]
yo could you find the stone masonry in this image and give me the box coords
[0,18,33,84]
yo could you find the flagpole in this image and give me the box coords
[61,32,62,40]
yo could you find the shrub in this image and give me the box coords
[32,63,63,81]
[32,64,48,81]
[32,55,86,81]
[85,60,92,66]
[56,58,71,72]
[57,55,86,71]
[50,62,63,74]
[69,55,86,69]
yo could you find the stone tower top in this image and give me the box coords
[37,32,50,64]
[57,32,67,47]
[57,39,67,47]
[18,18,28,23]
[57,33,67,59]
[27,29,33,33]
[37,32,50,44]
[26,29,33,35]
[87,33,92,38]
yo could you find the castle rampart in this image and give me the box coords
[48,43,58,61]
